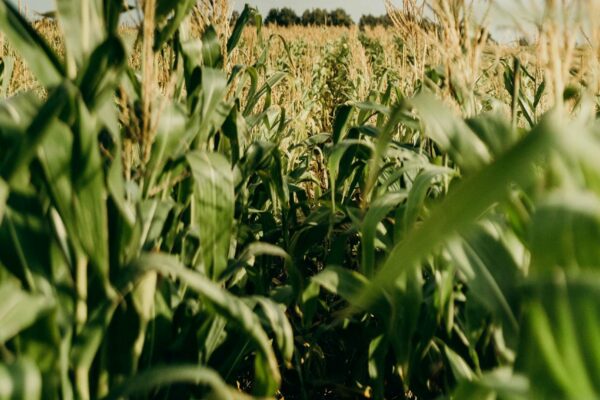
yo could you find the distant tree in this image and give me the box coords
[302,8,328,26]
[328,8,353,27]
[264,7,300,27]
[264,9,280,26]
[264,7,354,27]
[358,14,392,29]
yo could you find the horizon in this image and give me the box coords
[7,0,534,43]
[11,0,388,21]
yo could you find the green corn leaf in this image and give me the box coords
[244,72,287,116]
[1,83,72,186]
[154,0,196,51]
[187,151,234,280]
[77,35,127,110]
[328,139,374,211]
[518,274,600,398]
[411,92,491,172]
[332,104,353,144]
[247,297,294,367]
[56,0,105,73]
[202,26,223,69]
[355,111,563,310]
[0,282,54,343]
[227,4,256,54]
[530,190,600,273]
[368,334,388,399]
[363,106,407,203]
[0,0,65,86]
[103,365,241,400]
[191,68,229,145]
[453,368,529,400]
[403,166,455,232]
[444,346,476,382]
[361,192,407,277]
[144,101,188,194]
[0,359,42,400]
[132,253,281,395]
[449,223,521,338]
[312,266,372,311]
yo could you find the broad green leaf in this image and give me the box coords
[187,151,234,280]
[227,5,256,54]
[244,72,287,116]
[444,346,475,381]
[364,106,406,202]
[453,368,529,400]
[312,266,370,310]
[247,297,294,367]
[368,334,388,399]
[355,111,564,310]
[0,282,53,343]
[361,192,406,277]
[191,68,229,145]
[328,139,373,211]
[201,26,223,69]
[70,100,110,279]
[1,83,72,185]
[56,0,105,73]
[154,0,196,51]
[411,92,491,172]
[0,0,64,86]
[144,101,188,194]
[517,275,600,398]
[449,223,521,338]
[530,190,600,273]
[77,35,127,110]
[403,165,455,232]
[332,104,353,144]
[132,253,281,395]
[103,365,241,400]
[0,359,42,400]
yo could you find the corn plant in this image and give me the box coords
[2,1,600,400]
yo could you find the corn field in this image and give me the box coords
[1,0,600,399]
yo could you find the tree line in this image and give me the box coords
[230,8,392,29]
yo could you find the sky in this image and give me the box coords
[16,0,388,20]
[10,0,539,42]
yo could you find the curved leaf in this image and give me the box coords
[133,253,281,395]
[103,365,239,400]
